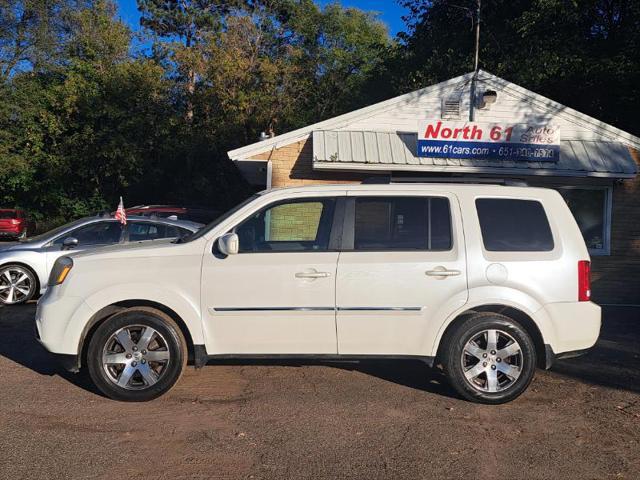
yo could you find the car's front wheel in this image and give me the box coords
[442,312,537,404]
[0,264,37,305]
[87,308,187,401]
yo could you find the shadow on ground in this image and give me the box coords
[0,303,638,397]
[551,306,640,393]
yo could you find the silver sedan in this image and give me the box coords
[0,215,202,305]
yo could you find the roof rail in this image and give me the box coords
[361,176,528,187]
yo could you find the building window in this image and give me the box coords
[558,186,612,256]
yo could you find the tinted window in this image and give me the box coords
[177,227,193,237]
[54,222,122,246]
[353,197,452,251]
[0,211,17,219]
[128,222,186,242]
[476,198,554,252]
[235,198,335,252]
[559,187,607,252]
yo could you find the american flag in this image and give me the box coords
[115,196,127,225]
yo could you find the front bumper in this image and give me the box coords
[34,321,80,372]
[35,289,95,359]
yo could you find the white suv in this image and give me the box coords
[36,183,600,404]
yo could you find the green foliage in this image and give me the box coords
[3,0,638,228]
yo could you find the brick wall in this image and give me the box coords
[250,138,370,187]
[590,148,640,304]
[250,138,640,305]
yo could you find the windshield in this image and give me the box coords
[20,218,91,243]
[0,211,17,219]
[177,195,259,243]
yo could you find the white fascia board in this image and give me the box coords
[227,72,475,160]
[230,69,640,161]
[479,70,640,150]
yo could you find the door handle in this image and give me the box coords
[295,271,331,279]
[425,267,461,277]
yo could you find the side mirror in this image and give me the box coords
[62,237,79,250]
[217,233,239,256]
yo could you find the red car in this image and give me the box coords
[0,209,33,240]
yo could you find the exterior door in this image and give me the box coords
[336,192,468,356]
[201,195,342,354]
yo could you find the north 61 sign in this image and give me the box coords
[417,120,561,162]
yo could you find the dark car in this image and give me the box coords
[0,209,34,240]
[124,205,220,224]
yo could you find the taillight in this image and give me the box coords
[10,219,19,225]
[578,260,591,302]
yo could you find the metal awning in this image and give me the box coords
[312,130,637,178]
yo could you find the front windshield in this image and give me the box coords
[20,218,90,243]
[177,194,259,243]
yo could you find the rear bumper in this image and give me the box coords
[0,229,21,237]
[543,301,601,354]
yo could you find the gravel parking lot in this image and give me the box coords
[1,304,639,479]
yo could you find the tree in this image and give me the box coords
[0,0,390,223]
[0,0,77,81]
[0,1,178,220]
[137,0,239,121]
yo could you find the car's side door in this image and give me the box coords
[335,192,468,356]
[45,220,125,271]
[201,193,344,355]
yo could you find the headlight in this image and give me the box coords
[48,256,74,286]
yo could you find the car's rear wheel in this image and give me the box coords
[0,264,37,305]
[87,308,187,401]
[442,312,537,404]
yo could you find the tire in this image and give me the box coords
[0,264,37,305]
[18,229,27,240]
[442,312,537,404]
[87,308,188,401]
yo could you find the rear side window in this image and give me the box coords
[353,197,452,251]
[476,198,554,252]
[128,222,192,241]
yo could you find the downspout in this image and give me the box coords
[266,160,273,189]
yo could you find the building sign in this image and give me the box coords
[417,120,561,162]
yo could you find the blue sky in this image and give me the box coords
[114,0,409,37]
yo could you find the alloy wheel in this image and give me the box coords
[460,329,523,393]
[102,325,171,390]
[0,266,34,304]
